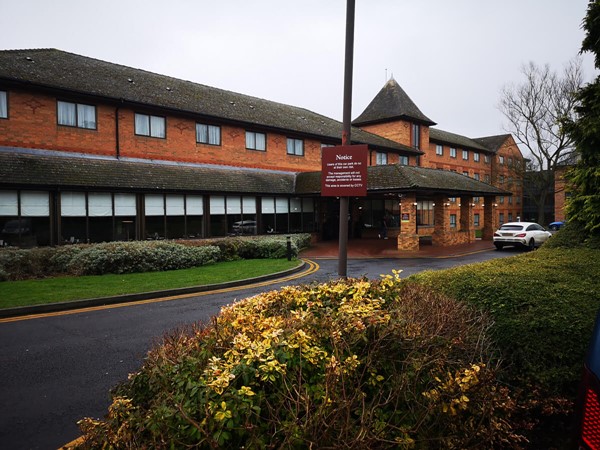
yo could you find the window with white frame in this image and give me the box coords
[484,154,490,164]
[375,152,387,165]
[473,152,480,162]
[450,147,457,158]
[474,213,480,227]
[246,131,266,151]
[0,91,7,119]
[463,171,469,177]
[196,123,221,145]
[499,155,505,164]
[474,173,480,181]
[450,214,457,228]
[436,144,443,156]
[57,100,96,129]
[286,138,304,156]
[135,113,165,138]
[399,155,409,166]
[462,149,469,160]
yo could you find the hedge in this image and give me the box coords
[0,234,311,280]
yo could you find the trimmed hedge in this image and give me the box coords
[0,234,311,280]
[76,275,523,448]
[407,246,600,446]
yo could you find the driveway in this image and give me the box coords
[0,247,515,450]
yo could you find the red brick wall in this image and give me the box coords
[0,90,116,156]
[492,136,525,223]
[0,89,324,172]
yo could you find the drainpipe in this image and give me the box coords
[115,104,121,159]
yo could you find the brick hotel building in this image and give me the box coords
[0,49,522,250]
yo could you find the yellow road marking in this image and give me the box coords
[1,259,320,324]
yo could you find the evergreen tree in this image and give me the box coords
[563,0,600,236]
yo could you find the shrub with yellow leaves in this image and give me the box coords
[74,275,523,449]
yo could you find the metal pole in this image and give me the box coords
[338,0,355,278]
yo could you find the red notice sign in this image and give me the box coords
[321,145,368,197]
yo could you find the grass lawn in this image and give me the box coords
[0,258,301,309]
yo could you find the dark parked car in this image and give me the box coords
[574,312,600,449]
[549,221,565,231]
[232,220,257,235]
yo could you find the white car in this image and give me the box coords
[493,222,552,251]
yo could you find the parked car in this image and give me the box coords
[574,311,600,449]
[493,221,552,251]
[232,220,257,235]
[548,221,565,231]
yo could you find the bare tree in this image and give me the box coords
[499,58,583,223]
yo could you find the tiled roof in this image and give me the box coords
[1,147,510,197]
[429,128,491,152]
[352,78,436,126]
[0,48,420,155]
[472,134,512,153]
[296,163,508,196]
[0,148,296,194]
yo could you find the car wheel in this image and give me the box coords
[528,238,536,251]
[494,243,504,251]
[549,225,557,231]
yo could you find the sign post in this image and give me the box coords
[330,0,356,278]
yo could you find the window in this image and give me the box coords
[57,101,96,129]
[484,174,491,183]
[499,196,505,204]
[462,149,469,160]
[484,155,490,164]
[450,147,457,158]
[450,214,457,228]
[474,173,480,181]
[508,195,513,204]
[499,213,505,225]
[412,124,420,149]
[246,131,266,151]
[473,196,480,203]
[0,91,7,118]
[509,213,513,222]
[375,152,387,165]
[499,175,505,184]
[135,113,165,138]
[321,143,334,149]
[473,152,480,162]
[463,171,469,177]
[499,155,505,164]
[435,144,443,156]
[399,155,409,166]
[474,213,480,227]
[196,123,221,145]
[286,138,304,156]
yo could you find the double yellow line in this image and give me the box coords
[2,259,320,324]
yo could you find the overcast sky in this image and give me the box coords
[1,0,595,139]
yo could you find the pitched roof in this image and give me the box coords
[296,164,509,196]
[472,134,512,153]
[0,148,296,194]
[1,147,510,197]
[429,128,491,152]
[0,48,420,155]
[352,78,436,126]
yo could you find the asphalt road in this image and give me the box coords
[0,249,517,450]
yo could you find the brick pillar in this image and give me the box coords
[460,196,473,232]
[432,194,450,246]
[482,196,496,240]
[398,193,419,251]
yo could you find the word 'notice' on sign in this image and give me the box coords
[321,145,368,197]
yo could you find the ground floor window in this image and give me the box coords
[0,190,51,247]
[145,194,204,239]
[416,200,434,226]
